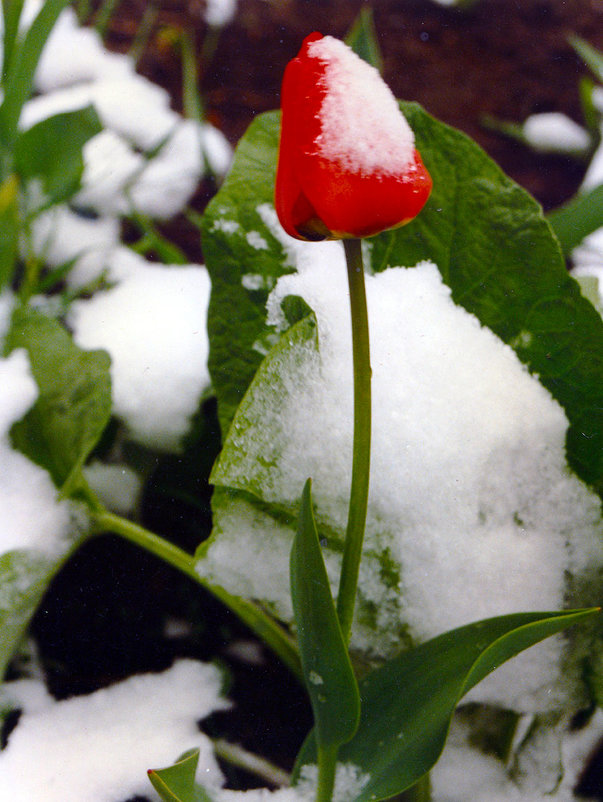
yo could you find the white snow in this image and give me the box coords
[306,36,415,175]
[83,462,142,515]
[34,7,134,91]
[199,235,603,712]
[205,0,238,27]
[219,787,306,802]
[0,660,228,802]
[28,204,120,286]
[68,261,212,451]
[522,113,590,154]
[216,762,369,802]
[431,709,603,801]
[247,231,269,250]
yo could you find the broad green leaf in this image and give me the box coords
[4,305,112,492]
[0,0,71,146]
[547,183,603,255]
[373,103,603,496]
[200,314,410,657]
[148,750,215,802]
[202,106,603,494]
[201,111,293,435]
[15,106,102,205]
[293,609,600,802]
[291,479,360,749]
[345,7,383,73]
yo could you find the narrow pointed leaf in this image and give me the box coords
[291,479,360,749]
[345,8,383,73]
[547,183,603,255]
[148,750,214,802]
[0,174,20,291]
[570,35,603,82]
[0,0,71,146]
[293,608,599,802]
[2,0,26,81]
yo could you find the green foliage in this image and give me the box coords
[291,479,360,750]
[0,305,111,677]
[0,0,71,147]
[379,102,603,495]
[202,106,603,495]
[1,0,26,81]
[4,304,112,493]
[200,111,292,434]
[548,183,603,255]
[345,8,383,74]
[0,173,19,291]
[15,106,102,206]
[570,35,603,83]
[293,609,600,802]
[148,750,215,802]
[202,313,408,653]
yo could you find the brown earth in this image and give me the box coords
[100,0,603,209]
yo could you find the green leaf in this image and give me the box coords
[293,608,600,802]
[2,0,26,82]
[570,35,603,83]
[291,479,360,749]
[547,183,603,255]
[200,312,410,656]
[15,106,102,205]
[578,76,602,140]
[201,111,292,435]
[202,106,603,493]
[375,102,603,496]
[148,750,215,802]
[0,174,20,291]
[0,0,71,147]
[4,305,112,492]
[345,7,383,74]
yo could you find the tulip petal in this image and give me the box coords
[275,32,432,240]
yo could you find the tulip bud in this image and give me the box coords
[275,32,432,241]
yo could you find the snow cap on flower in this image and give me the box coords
[275,32,432,240]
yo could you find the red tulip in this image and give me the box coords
[275,32,432,241]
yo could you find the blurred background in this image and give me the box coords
[96,0,603,214]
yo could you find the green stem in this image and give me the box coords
[336,238,372,644]
[213,739,291,787]
[91,510,302,681]
[316,744,338,802]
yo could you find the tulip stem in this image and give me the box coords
[337,238,372,644]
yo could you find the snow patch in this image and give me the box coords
[69,262,212,451]
[0,660,228,802]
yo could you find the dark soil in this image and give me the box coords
[24,1,603,798]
